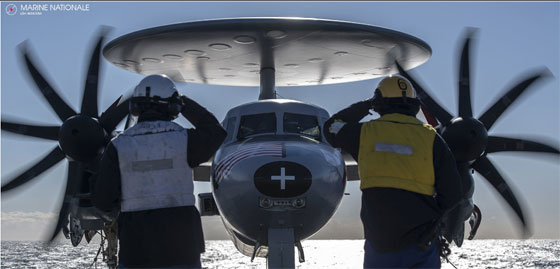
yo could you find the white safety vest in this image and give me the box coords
[112,121,195,212]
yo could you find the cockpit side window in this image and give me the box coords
[224,117,237,143]
[283,112,321,141]
[237,113,277,140]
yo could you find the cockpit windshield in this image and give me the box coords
[283,112,321,140]
[237,113,277,140]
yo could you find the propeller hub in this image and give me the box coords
[441,117,488,163]
[59,115,106,162]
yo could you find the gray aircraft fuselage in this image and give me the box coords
[212,99,346,257]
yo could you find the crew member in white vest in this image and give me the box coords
[93,74,226,268]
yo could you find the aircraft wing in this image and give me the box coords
[193,161,212,182]
[342,151,360,181]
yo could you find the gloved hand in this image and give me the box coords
[366,97,375,110]
[177,94,211,126]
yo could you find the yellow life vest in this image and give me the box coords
[358,113,437,195]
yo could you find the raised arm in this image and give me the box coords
[181,96,227,168]
[323,99,372,160]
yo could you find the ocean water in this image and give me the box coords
[1,239,559,268]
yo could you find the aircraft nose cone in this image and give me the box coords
[254,161,312,197]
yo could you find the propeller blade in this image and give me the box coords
[48,161,83,242]
[458,29,476,118]
[99,98,130,132]
[471,155,530,236]
[103,95,123,115]
[1,146,66,192]
[478,69,551,131]
[486,136,560,154]
[396,61,454,125]
[80,32,107,118]
[20,42,77,121]
[1,120,60,141]
[49,197,70,243]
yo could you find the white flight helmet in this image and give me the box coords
[130,74,182,120]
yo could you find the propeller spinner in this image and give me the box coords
[1,27,130,242]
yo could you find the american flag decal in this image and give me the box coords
[215,143,284,184]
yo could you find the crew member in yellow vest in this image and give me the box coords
[324,75,463,268]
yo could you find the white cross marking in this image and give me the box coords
[271,167,295,190]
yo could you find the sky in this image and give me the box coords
[1,2,559,242]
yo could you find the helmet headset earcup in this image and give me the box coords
[371,88,385,112]
[166,92,182,119]
[165,99,181,120]
[168,103,182,118]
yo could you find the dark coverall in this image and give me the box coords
[92,97,226,268]
[324,100,463,268]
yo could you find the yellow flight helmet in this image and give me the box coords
[372,75,419,106]
[376,75,416,99]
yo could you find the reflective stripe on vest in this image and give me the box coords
[358,113,436,195]
[112,121,194,212]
